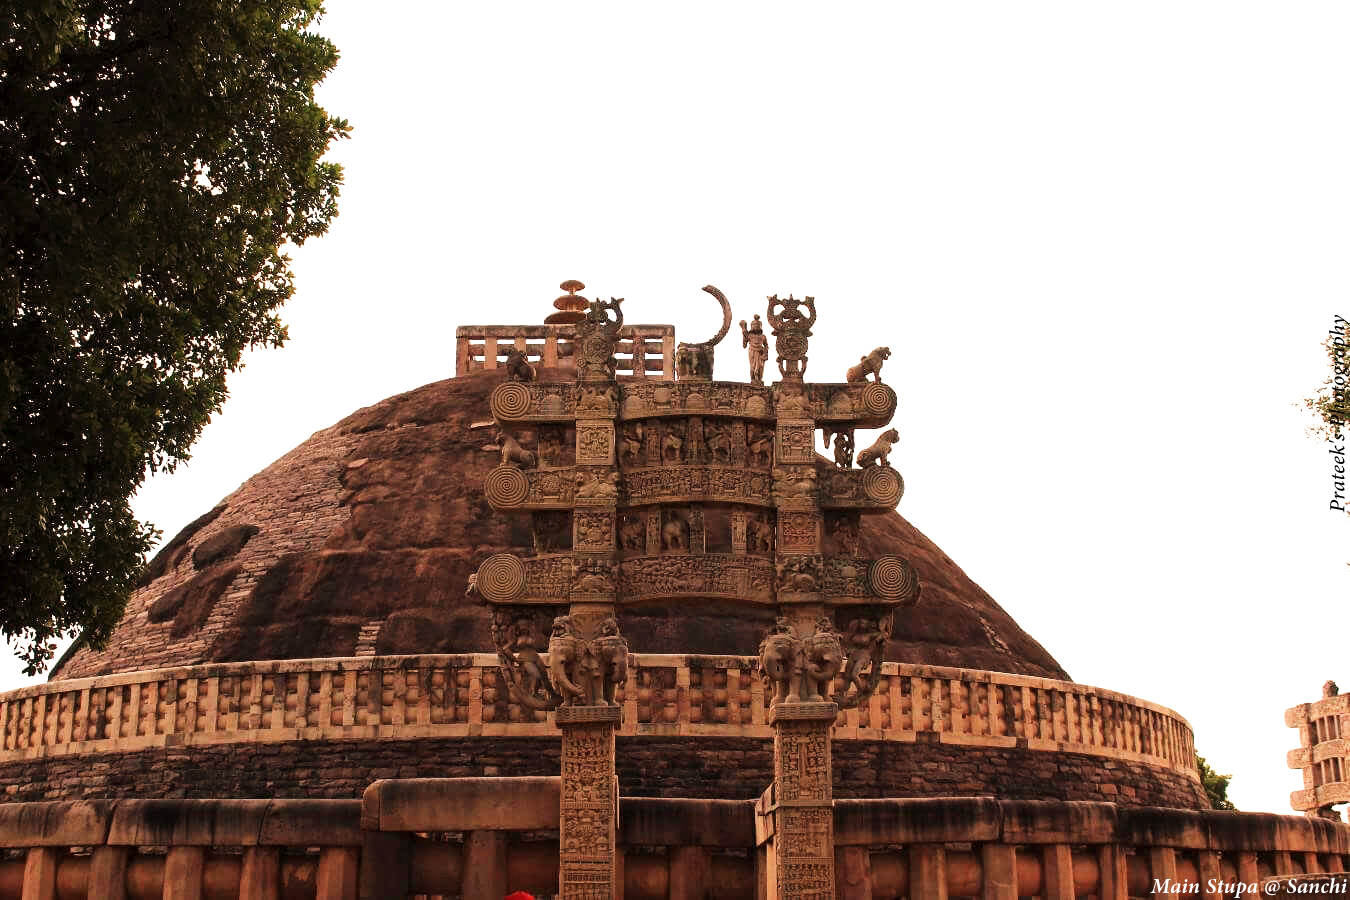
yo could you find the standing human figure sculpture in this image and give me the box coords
[740,314,769,386]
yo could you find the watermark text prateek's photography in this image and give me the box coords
[1323,316,1348,514]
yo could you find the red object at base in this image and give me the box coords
[504,893,534,900]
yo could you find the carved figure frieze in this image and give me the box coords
[617,381,773,420]
[574,511,614,551]
[824,428,854,469]
[538,425,566,467]
[824,514,860,557]
[661,509,689,553]
[836,610,893,710]
[570,557,617,595]
[703,419,732,464]
[776,422,815,465]
[576,383,617,415]
[776,555,821,592]
[619,466,773,507]
[618,423,644,468]
[815,463,903,510]
[767,294,816,381]
[574,297,624,381]
[620,554,774,604]
[805,381,897,427]
[490,381,576,422]
[504,346,537,382]
[740,313,769,386]
[575,424,613,466]
[745,424,774,469]
[492,608,560,710]
[661,421,685,464]
[820,556,869,598]
[574,470,619,502]
[619,515,645,553]
[856,428,899,468]
[547,615,629,707]
[746,512,775,555]
[846,347,890,384]
[674,285,732,381]
[772,466,816,506]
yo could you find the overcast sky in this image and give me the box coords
[6,2,1348,815]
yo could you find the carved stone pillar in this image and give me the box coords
[759,701,838,899]
[731,509,748,555]
[689,504,706,555]
[558,704,622,899]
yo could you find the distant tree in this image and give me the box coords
[0,0,348,672]
[1305,319,1350,444]
[1197,754,1236,811]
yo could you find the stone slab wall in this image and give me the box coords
[0,735,1208,809]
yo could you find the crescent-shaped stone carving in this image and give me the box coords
[701,285,733,346]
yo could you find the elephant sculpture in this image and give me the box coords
[801,617,844,703]
[593,617,629,706]
[758,618,802,705]
[547,616,590,705]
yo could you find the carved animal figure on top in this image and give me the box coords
[855,428,899,468]
[503,347,537,382]
[498,428,537,469]
[846,347,891,383]
[675,285,732,380]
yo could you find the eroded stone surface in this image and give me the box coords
[54,370,1066,681]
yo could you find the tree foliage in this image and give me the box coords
[1197,754,1236,811]
[0,0,347,672]
[1305,319,1350,444]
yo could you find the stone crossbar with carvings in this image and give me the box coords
[0,655,1196,777]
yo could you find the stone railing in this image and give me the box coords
[454,323,676,379]
[2,790,1345,899]
[0,654,1196,775]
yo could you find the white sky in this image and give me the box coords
[6,2,1348,815]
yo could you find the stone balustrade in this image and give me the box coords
[1,791,1347,898]
[0,655,1196,776]
[455,324,676,380]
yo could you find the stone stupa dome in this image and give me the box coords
[52,369,1065,682]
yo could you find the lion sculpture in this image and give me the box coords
[846,347,891,383]
[856,428,899,468]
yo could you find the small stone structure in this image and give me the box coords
[1287,680,1350,819]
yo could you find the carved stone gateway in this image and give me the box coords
[471,281,917,900]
